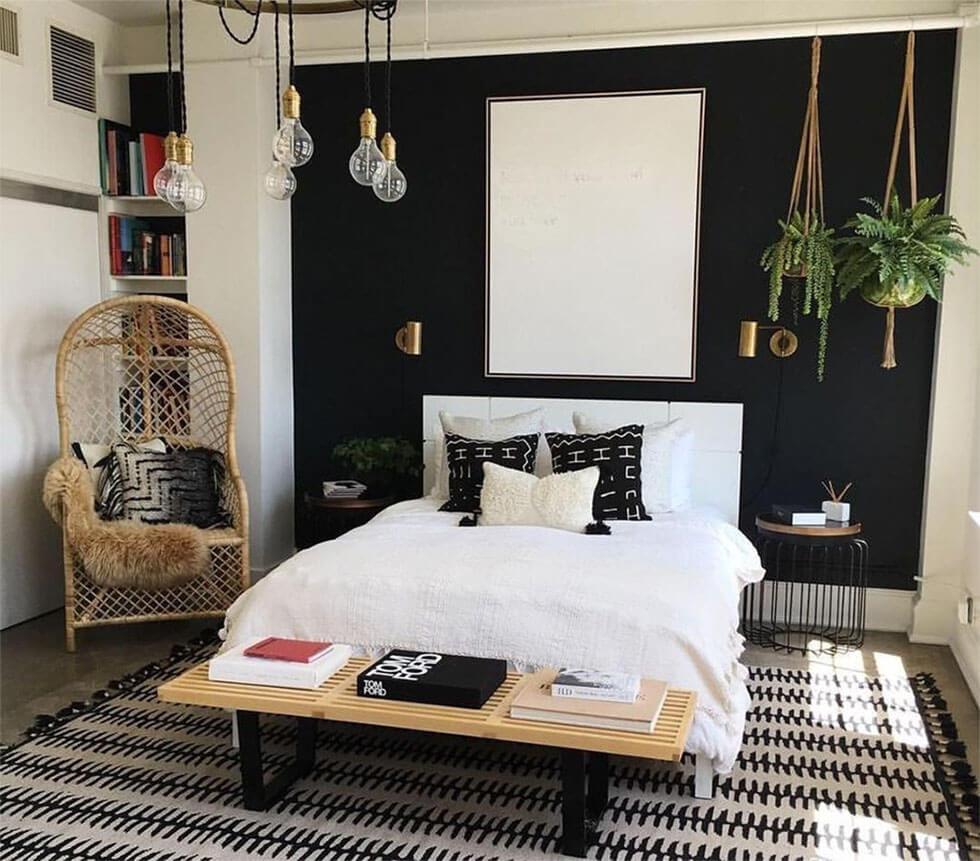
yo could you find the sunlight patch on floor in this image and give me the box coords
[808,640,879,737]
[874,650,929,748]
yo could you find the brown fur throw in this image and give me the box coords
[43,457,209,591]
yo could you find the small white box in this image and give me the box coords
[822,500,851,522]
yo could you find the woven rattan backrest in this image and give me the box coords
[56,297,237,461]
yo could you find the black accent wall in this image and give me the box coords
[291,31,957,589]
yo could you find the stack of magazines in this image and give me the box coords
[208,637,351,689]
[510,668,667,733]
[322,480,367,499]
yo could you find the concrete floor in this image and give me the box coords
[1,613,978,779]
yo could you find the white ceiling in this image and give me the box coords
[74,0,166,26]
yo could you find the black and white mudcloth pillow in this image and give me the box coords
[546,425,650,521]
[439,433,538,514]
[72,438,167,518]
[112,445,229,528]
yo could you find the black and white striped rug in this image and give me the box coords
[1,631,977,860]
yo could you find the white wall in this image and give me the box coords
[183,53,294,575]
[912,25,980,707]
[0,1,129,627]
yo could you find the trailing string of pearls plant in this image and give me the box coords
[154,0,406,210]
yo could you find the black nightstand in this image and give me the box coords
[301,492,395,546]
[741,515,869,655]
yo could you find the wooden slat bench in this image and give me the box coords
[158,657,707,856]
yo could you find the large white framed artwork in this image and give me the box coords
[485,89,705,381]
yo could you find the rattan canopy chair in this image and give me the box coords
[55,296,249,651]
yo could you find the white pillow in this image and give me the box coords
[432,408,545,499]
[572,414,694,513]
[480,463,598,532]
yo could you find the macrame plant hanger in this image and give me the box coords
[785,36,825,281]
[878,31,918,369]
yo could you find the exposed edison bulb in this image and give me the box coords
[264,159,297,200]
[165,135,207,213]
[373,133,407,203]
[348,108,386,186]
[153,132,179,201]
[272,86,314,167]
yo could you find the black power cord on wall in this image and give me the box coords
[740,358,785,516]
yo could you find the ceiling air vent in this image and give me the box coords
[0,6,19,58]
[49,24,96,113]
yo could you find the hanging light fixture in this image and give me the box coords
[348,1,385,186]
[165,0,206,212]
[264,3,297,199]
[373,9,406,203]
[153,0,178,201]
[272,0,314,168]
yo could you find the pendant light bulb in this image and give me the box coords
[272,86,314,168]
[349,108,386,186]
[165,134,207,213]
[373,133,407,203]
[153,132,180,201]
[264,159,297,200]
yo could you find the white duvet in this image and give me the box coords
[221,498,764,772]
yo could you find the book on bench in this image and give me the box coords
[510,672,668,733]
[209,637,352,689]
[357,649,507,709]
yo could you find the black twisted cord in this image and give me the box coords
[164,0,174,132]
[384,12,391,132]
[287,0,295,85]
[273,2,280,128]
[218,0,262,45]
[177,0,186,134]
[362,0,371,106]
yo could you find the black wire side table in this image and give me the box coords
[742,515,869,655]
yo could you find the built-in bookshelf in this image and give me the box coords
[97,115,188,300]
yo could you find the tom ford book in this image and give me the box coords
[356,650,507,709]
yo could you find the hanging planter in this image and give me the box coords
[837,32,976,369]
[760,36,836,381]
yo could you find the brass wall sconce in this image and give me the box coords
[738,320,798,359]
[395,321,423,355]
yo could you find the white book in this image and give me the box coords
[552,669,640,704]
[209,638,352,689]
[788,512,826,526]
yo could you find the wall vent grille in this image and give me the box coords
[49,25,95,112]
[0,6,18,58]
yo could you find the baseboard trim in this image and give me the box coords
[865,587,915,633]
[950,629,980,709]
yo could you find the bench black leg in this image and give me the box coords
[236,711,317,811]
[560,750,609,857]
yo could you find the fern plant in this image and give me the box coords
[837,194,977,306]
[760,210,837,380]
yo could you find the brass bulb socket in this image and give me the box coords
[395,321,422,356]
[283,85,301,120]
[175,134,194,166]
[359,107,377,140]
[163,131,179,161]
[380,132,396,161]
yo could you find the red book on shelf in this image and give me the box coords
[140,133,165,197]
[109,215,121,274]
[243,637,334,664]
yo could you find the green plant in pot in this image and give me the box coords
[332,436,421,498]
[837,194,976,366]
[760,210,837,380]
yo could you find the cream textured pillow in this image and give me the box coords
[479,463,598,532]
[432,408,544,499]
[572,414,694,513]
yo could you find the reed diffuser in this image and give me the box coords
[821,480,852,522]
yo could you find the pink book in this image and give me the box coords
[244,637,333,664]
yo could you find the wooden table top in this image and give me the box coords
[303,492,395,510]
[158,657,695,762]
[756,515,863,537]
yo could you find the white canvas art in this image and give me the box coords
[486,90,704,381]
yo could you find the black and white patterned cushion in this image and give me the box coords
[439,433,538,514]
[72,438,167,518]
[112,445,229,528]
[546,425,650,521]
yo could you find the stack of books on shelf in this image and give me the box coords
[322,480,367,499]
[511,668,667,733]
[209,637,352,689]
[108,216,187,276]
[99,119,166,197]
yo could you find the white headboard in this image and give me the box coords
[422,395,743,524]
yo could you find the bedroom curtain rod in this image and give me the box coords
[103,5,979,75]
